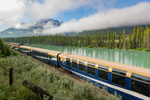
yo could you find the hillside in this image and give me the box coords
[77,25,150,36]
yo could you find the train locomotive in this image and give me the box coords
[4,42,150,100]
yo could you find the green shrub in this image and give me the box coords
[0,56,121,100]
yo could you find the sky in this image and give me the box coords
[0,0,150,34]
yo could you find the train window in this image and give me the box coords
[98,65,109,71]
[98,69,108,81]
[131,73,150,83]
[112,68,126,76]
[59,57,61,61]
[33,51,35,55]
[131,79,150,97]
[87,66,95,76]
[87,62,95,76]
[66,58,71,66]
[72,59,77,69]
[49,55,51,59]
[79,60,85,72]
[112,69,126,87]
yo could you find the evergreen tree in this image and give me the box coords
[112,29,116,48]
[5,45,11,56]
[86,34,89,46]
[123,28,126,49]
[73,36,78,46]
[90,33,93,46]
[69,36,72,46]
[119,30,122,48]
[107,28,111,48]
[95,31,98,47]
[127,30,132,49]
[136,26,140,48]
[143,30,147,48]
[146,25,149,30]
[146,28,150,49]
[0,38,6,56]
[101,30,104,47]
[140,25,144,48]
[132,26,137,49]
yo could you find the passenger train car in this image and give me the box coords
[4,42,150,100]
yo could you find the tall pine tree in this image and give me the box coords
[123,28,126,49]
[119,30,122,48]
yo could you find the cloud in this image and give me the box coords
[0,0,26,31]
[12,21,37,29]
[0,0,150,34]
[26,0,103,20]
[12,18,57,30]
[42,2,150,34]
[0,0,104,31]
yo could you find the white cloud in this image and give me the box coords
[8,31,13,34]
[0,0,26,31]
[0,0,103,31]
[43,21,57,29]
[0,0,150,34]
[26,0,103,20]
[13,21,37,29]
[42,2,150,34]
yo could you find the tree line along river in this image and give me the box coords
[25,44,150,69]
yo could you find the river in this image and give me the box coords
[25,44,150,69]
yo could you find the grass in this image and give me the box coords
[0,56,122,100]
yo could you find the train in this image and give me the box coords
[4,42,150,100]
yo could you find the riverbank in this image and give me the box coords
[0,53,121,100]
[79,46,150,52]
[25,43,150,52]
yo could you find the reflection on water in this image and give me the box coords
[26,44,150,69]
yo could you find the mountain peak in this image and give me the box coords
[0,18,63,37]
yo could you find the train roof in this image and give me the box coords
[20,45,32,49]
[30,47,61,57]
[12,43,23,45]
[59,53,71,59]
[5,42,23,46]
[66,54,150,78]
[8,42,23,45]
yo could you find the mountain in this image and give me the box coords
[77,25,150,36]
[0,18,64,37]
[1,18,150,38]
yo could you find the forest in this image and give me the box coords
[0,38,12,57]
[2,25,150,51]
[77,25,150,35]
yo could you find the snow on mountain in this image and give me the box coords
[0,18,63,37]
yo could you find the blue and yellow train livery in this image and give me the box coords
[58,53,150,100]
[4,42,150,100]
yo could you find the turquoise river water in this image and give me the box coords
[25,44,150,69]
